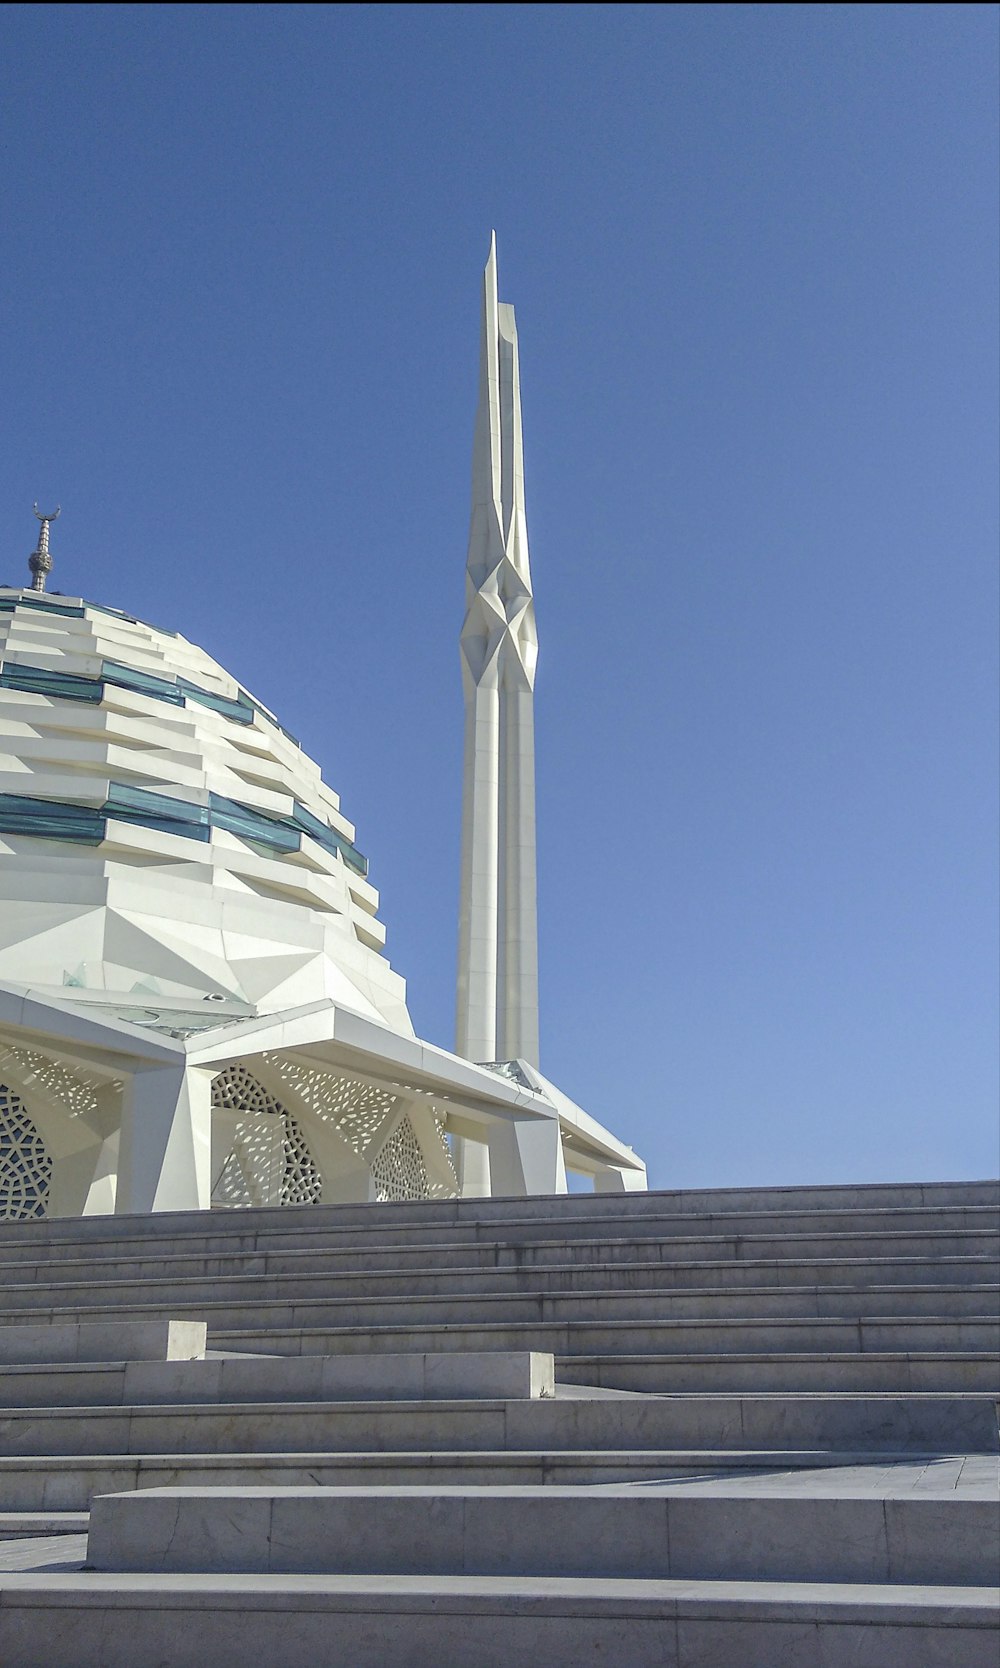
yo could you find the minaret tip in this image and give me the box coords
[28,504,60,593]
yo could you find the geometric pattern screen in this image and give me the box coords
[372,1114,430,1201]
[211,1064,323,1209]
[210,1064,444,1207]
[0,1083,52,1220]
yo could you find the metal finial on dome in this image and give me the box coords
[28,504,60,593]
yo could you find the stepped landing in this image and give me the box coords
[0,1179,997,1666]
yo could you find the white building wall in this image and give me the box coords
[0,588,411,1032]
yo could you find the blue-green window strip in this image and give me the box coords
[0,782,367,874]
[290,800,366,873]
[0,664,104,702]
[101,660,253,726]
[209,796,300,854]
[101,660,186,706]
[0,613,299,744]
[177,679,255,726]
[0,656,258,732]
[105,784,211,842]
[0,592,180,635]
[0,793,106,844]
[0,595,86,619]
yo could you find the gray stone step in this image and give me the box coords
[0,1207,993,1254]
[202,1312,1000,1355]
[0,1514,88,1539]
[0,1176,993,1249]
[0,1351,554,1408]
[1,1391,994,1457]
[87,1481,1000,1585]
[0,1572,996,1668]
[1,1243,996,1299]
[0,1208,995,1267]
[3,1261,993,1327]
[8,1342,990,1409]
[1,1448,973,1512]
[554,1351,1000,1392]
[0,1320,206,1366]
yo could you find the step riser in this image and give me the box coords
[206,1317,1000,1351]
[1,1394,993,1457]
[0,1285,994,1329]
[0,1354,992,1402]
[3,1220,993,1267]
[2,1192,995,1251]
[0,1258,996,1306]
[555,1355,1000,1391]
[0,1321,206,1367]
[1,1179,992,1244]
[0,1352,555,1409]
[4,1295,998,1350]
[0,1585,995,1668]
[0,1451,915,1512]
[87,1487,999,1585]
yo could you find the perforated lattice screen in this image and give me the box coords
[0,1044,120,1121]
[0,1083,52,1220]
[371,1114,429,1201]
[264,1054,396,1156]
[211,1065,322,1209]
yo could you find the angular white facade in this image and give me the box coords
[457,234,539,1068]
[0,575,646,1217]
[0,591,409,1029]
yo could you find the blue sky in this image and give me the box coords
[1,3,996,1187]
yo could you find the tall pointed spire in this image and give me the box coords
[456,234,539,1066]
[28,505,60,593]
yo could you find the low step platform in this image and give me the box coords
[0,1571,995,1668]
[0,1349,554,1407]
[86,1471,1000,1585]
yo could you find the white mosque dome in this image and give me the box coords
[0,584,412,1037]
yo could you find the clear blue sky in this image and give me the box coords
[1,3,996,1188]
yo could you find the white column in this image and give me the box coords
[487,1115,567,1197]
[116,1064,212,1214]
[456,681,500,1062]
[453,1133,492,1198]
[499,680,539,1063]
[594,1164,649,1193]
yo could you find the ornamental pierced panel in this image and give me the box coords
[212,1063,286,1120]
[0,1044,120,1124]
[371,1114,428,1202]
[0,1083,52,1220]
[263,1054,396,1156]
[211,1065,322,1209]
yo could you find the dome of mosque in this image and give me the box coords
[0,582,411,1037]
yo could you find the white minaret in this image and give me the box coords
[456,233,539,1067]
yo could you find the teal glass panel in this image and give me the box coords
[101,661,186,705]
[177,678,255,726]
[0,792,106,844]
[0,664,104,703]
[209,793,301,853]
[0,595,85,619]
[292,800,368,875]
[105,783,210,841]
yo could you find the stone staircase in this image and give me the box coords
[0,1179,997,1665]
